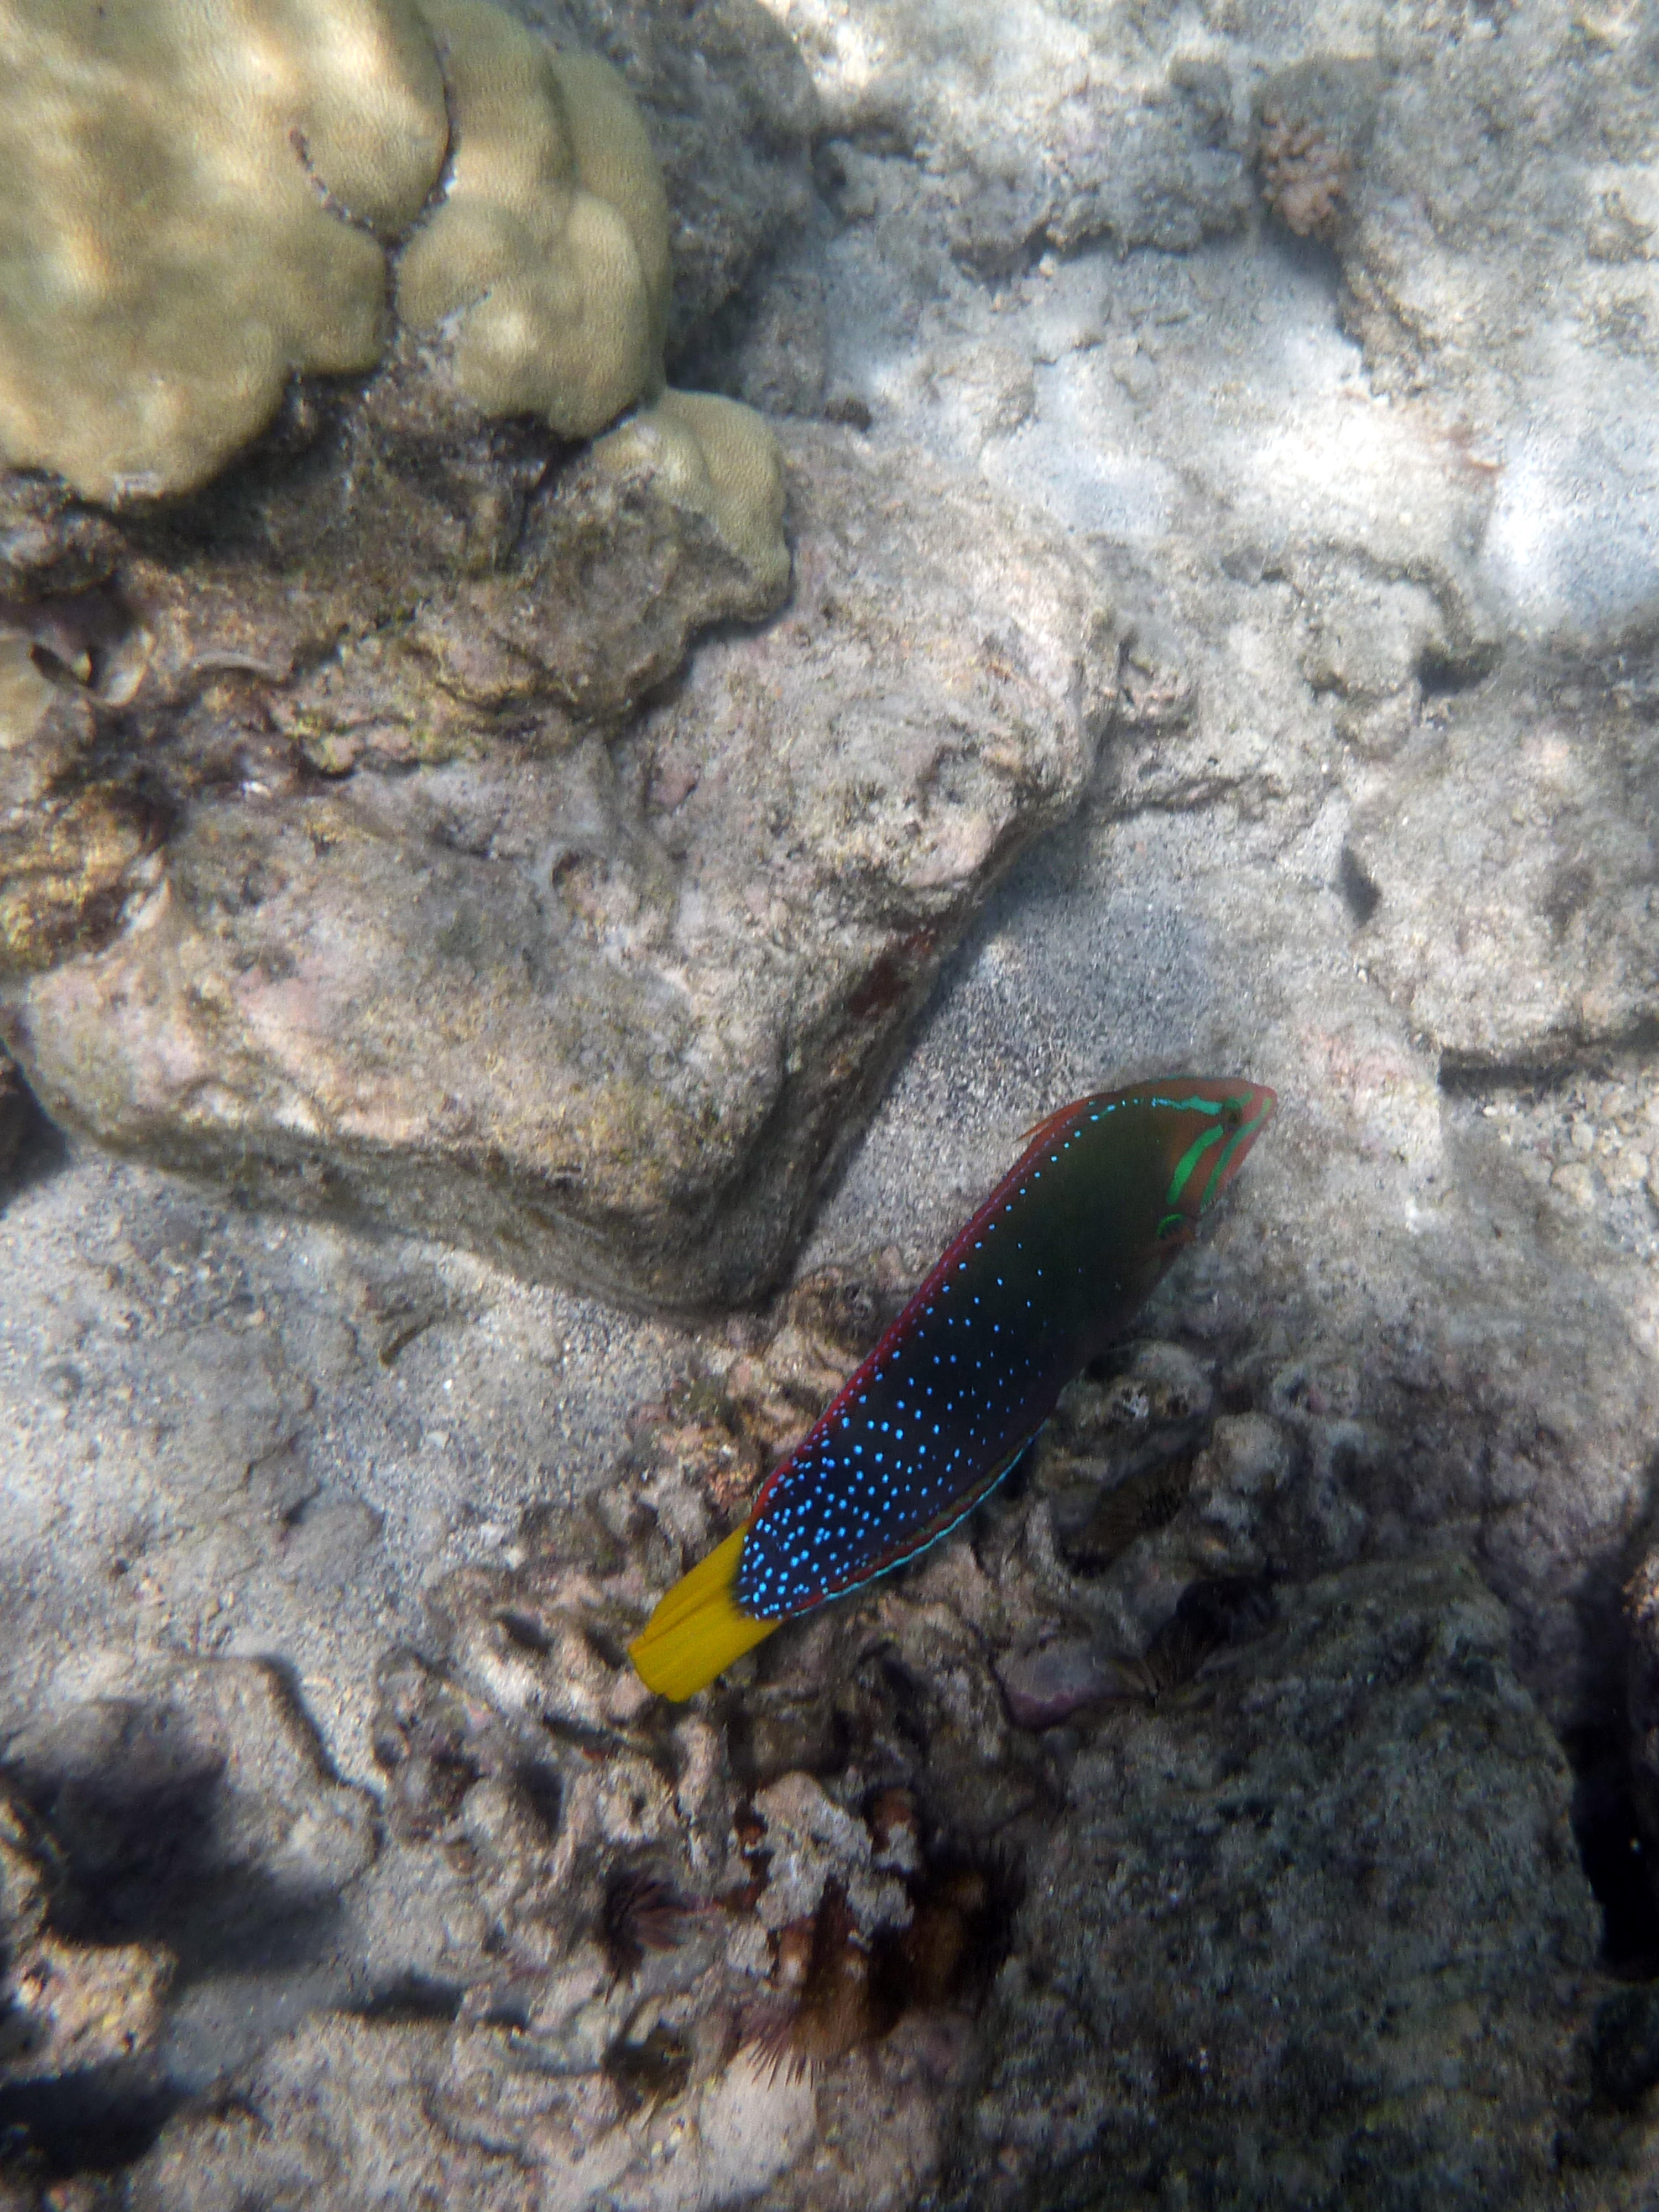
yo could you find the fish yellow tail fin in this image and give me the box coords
[629,1524,778,1700]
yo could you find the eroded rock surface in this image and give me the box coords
[950,1558,1603,2211]
[102,1469,1619,2208]
[1,426,1111,1309]
[763,0,1253,273]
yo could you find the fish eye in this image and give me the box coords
[1223,1101,1243,1128]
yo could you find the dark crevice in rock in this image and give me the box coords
[1337,841,1381,924]
[1261,220,1347,296]
[1590,1983,1659,2108]
[823,117,921,166]
[255,1656,357,1790]
[510,1757,565,1842]
[1563,1721,1659,1975]
[1561,1470,1659,1976]
[347,1971,466,2025]
[0,1058,67,1205]
[665,217,832,412]
[949,211,1052,286]
[1417,643,1497,696]
[1437,1021,1659,1092]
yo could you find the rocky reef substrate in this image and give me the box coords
[5,0,1659,2203]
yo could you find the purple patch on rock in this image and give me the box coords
[998,1641,1116,1730]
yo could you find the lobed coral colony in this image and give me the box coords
[0,0,785,583]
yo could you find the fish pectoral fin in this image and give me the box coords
[628,1524,778,1701]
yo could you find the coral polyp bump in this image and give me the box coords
[630,1077,1277,1699]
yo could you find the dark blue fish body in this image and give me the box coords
[632,1078,1276,1697]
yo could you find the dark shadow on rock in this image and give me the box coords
[347,1970,466,2026]
[5,1702,349,1985]
[0,2058,181,2179]
[0,1058,69,1211]
[1437,1018,1659,1095]
[1260,220,1346,303]
[1564,1452,1659,1976]
[1568,1722,1659,1976]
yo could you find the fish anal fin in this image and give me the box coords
[822,1426,1042,1601]
[629,1524,778,1701]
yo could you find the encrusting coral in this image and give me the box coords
[1258,106,1349,241]
[1252,56,1381,249]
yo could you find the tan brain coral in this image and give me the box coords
[399,1,671,438]
[0,0,448,500]
[0,0,787,588]
[598,389,789,597]
[399,2,786,582]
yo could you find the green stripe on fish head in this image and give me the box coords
[1154,1081,1278,1228]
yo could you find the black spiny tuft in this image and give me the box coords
[601,1867,692,1981]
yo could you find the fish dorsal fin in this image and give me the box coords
[1016,1098,1086,1149]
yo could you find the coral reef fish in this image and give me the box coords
[629,1078,1277,1700]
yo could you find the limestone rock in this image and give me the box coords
[1342,661,1659,1067]
[0,424,1113,1310]
[109,1541,1615,2206]
[4,1658,378,1967]
[9,0,1659,2198]
[127,2016,542,2212]
[1327,12,1659,644]
[761,0,1252,270]
[521,0,823,358]
[947,1558,1601,2211]
[0,1782,174,2088]
[0,1657,379,2169]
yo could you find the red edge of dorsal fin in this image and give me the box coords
[1016,1098,1089,1149]
[748,1093,1095,1524]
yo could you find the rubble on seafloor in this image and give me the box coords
[0,1266,1645,2204]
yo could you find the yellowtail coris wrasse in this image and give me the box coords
[630,1077,1277,1699]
